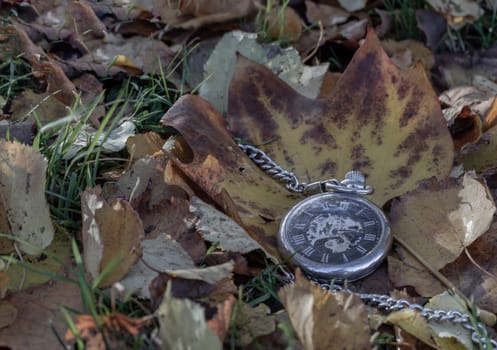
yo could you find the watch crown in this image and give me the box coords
[344,171,365,183]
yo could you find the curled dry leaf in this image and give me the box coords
[161,94,302,258]
[278,270,371,350]
[389,172,496,271]
[158,284,222,350]
[457,123,497,172]
[189,196,266,254]
[228,29,454,207]
[81,187,143,288]
[207,296,236,343]
[125,132,165,160]
[0,140,54,255]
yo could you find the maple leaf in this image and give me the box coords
[228,28,454,206]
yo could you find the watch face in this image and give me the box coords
[278,192,391,281]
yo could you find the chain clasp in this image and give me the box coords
[303,171,373,195]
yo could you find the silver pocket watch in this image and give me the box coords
[239,144,392,282]
[278,171,391,281]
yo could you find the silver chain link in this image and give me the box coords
[241,143,497,349]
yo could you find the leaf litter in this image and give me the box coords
[2,0,497,348]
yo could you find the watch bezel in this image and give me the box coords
[278,192,391,282]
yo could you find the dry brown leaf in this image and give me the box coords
[278,270,371,350]
[189,196,266,254]
[119,234,196,299]
[9,89,69,122]
[232,302,276,347]
[0,280,82,349]
[158,284,222,350]
[441,223,497,313]
[81,187,143,287]
[381,39,434,71]
[228,29,454,207]
[0,302,17,329]
[153,0,256,28]
[425,0,484,28]
[0,140,54,255]
[457,123,497,171]
[207,295,236,343]
[126,132,165,160]
[386,309,438,348]
[161,95,302,258]
[262,6,302,42]
[389,172,495,271]
[305,1,350,27]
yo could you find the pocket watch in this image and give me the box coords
[239,144,392,282]
[278,171,391,281]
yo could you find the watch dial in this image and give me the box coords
[282,194,384,266]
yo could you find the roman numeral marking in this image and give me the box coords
[321,253,329,263]
[342,253,349,263]
[339,201,349,210]
[301,246,315,257]
[363,233,376,241]
[294,223,306,230]
[356,245,367,254]
[363,220,376,227]
[292,234,306,245]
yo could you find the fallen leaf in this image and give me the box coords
[81,187,143,287]
[158,284,222,350]
[278,270,371,350]
[126,132,165,160]
[189,196,266,254]
[457,123,497,172]
[389,172,496,271]
[305,2,350,27]
[161,94,302,258]
[0,279,82,349]
[425,0,484,28]
[232,301,276,347]
[9,89,68,123]
[6,229,72,291]
[261,5,302,42]
[165,260,234,284]
[386,309,438,348]
[119,234,196,299]
[381,39,434,71]
[228,29,454,206]
[0,302,17,329]
[199,30,329,116]
[338,0,367,12]
[0,140,55,255]
[73,35,176,77]
[388,255,446,297]
[152,0,256,28]
[416,10,447,50]
[65,312,151,348]
[440,223,497,313]
[63,121,136,159]
[206,295,236,343]
[425,292,474,349]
